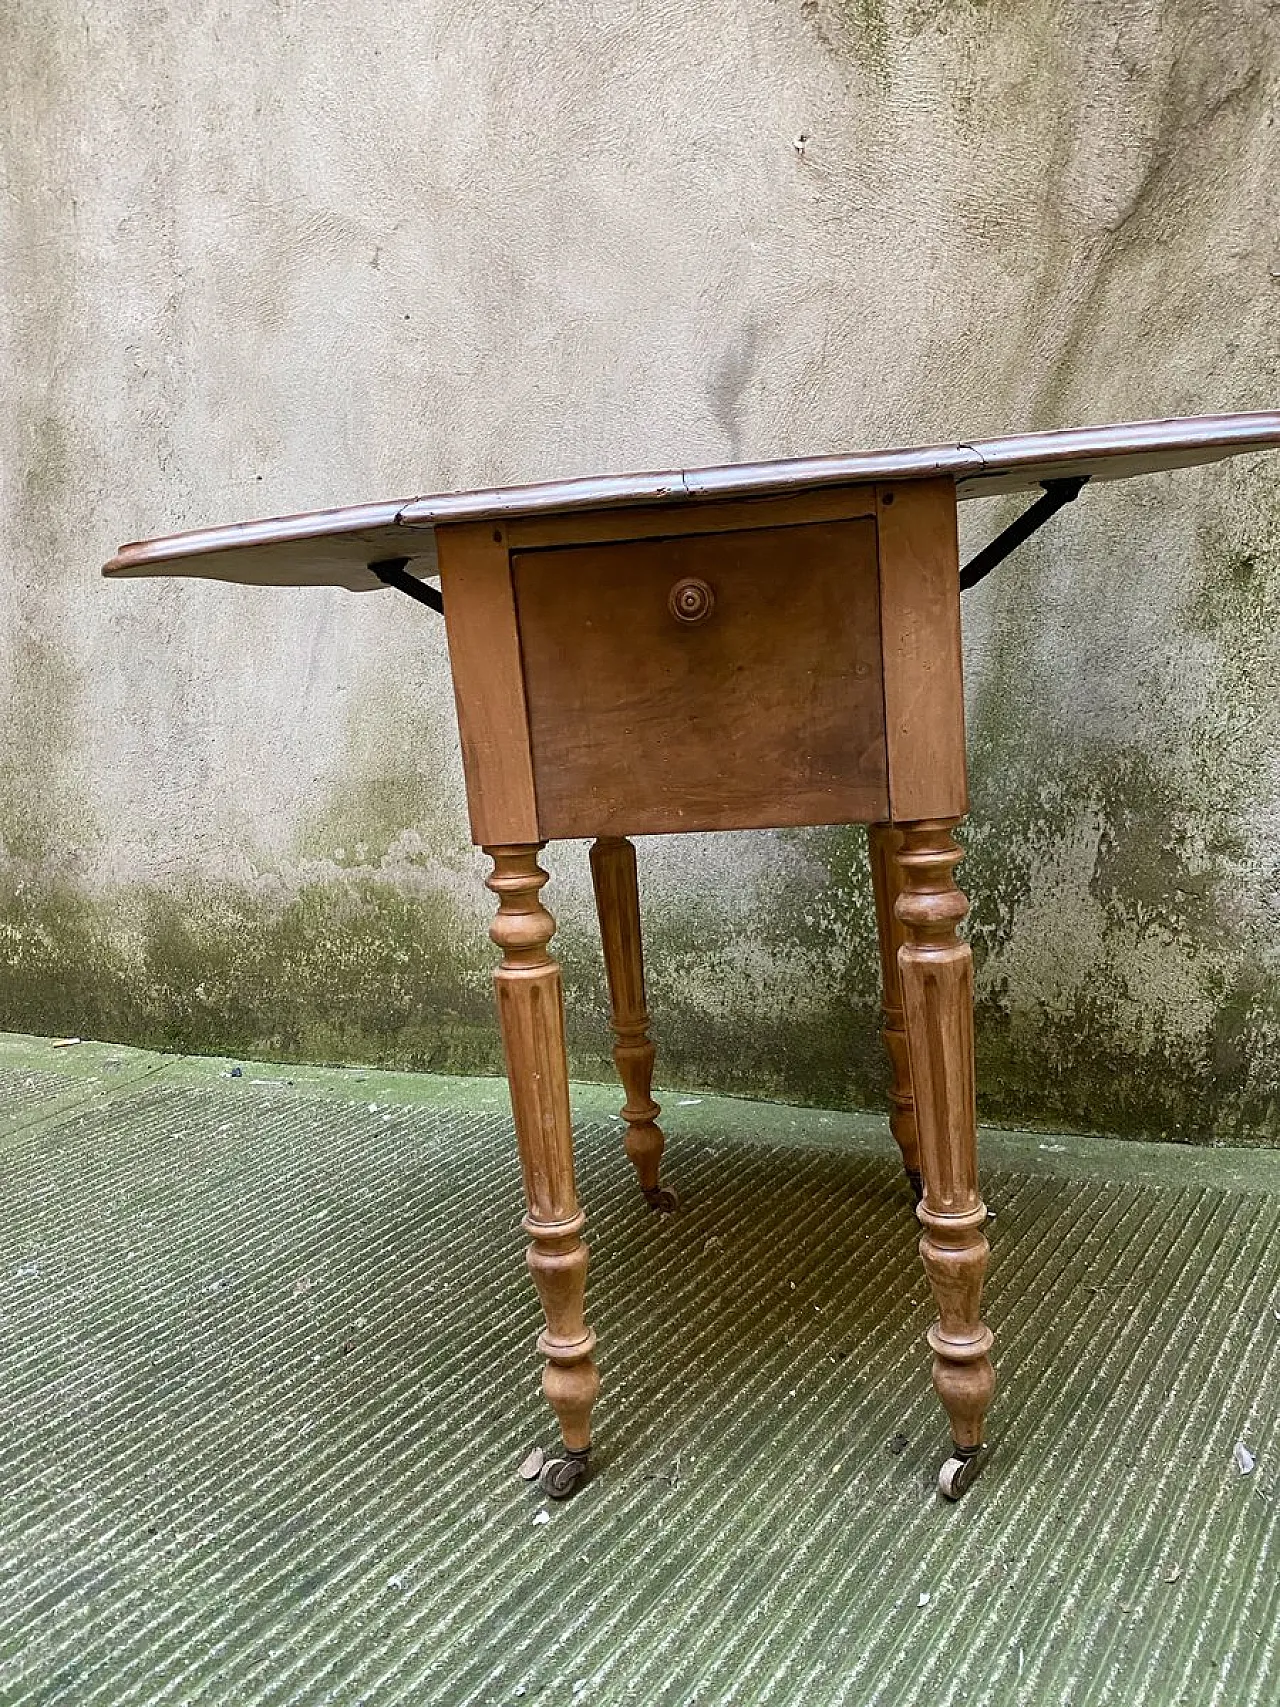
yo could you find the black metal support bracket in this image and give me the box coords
[368,557,444,614]
[959,476,1089,593]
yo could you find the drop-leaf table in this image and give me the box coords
[105,412,1280,1503]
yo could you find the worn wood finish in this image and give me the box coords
[486,845,599,1454]
[104,414,1280,589]
[506,484,877,552]
[102,501,430,589]
[437,522,538,846]
[589,837,674,1210]
[894,820,995,1455]
[514,518,889,837]
[876,480,968,824]
[867,823,921,1198]
[682,413,1280,505]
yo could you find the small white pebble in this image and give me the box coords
[387,1573,404,1589]
[918,1591,931,1608]
[1234,1441,1256,1475]
[533,1509,551,1526]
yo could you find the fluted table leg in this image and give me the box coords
[868,822,922,1202]
[589,835,676,1212]
[486,843,600,1500]
[893,819,995,1500]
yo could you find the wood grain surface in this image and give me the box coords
[437,521,539,845]
[514,517,889,837]
[876,480,968,823]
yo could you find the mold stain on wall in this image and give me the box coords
[958,468,1280,1146]
[0,861,503,1076]
[800,1,891,82]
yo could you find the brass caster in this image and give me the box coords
[643,1183,680,1213]
[938,1444,989,1501]
[539,1447,591,1500]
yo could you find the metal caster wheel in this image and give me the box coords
[643,1184,680,1213]
[539,1448,591,1500]
[938,1445,988,1501]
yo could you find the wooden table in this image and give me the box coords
[105,413,1280,1503]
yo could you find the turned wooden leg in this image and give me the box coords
[486,844,600,1500]
[893,819,995,1501]
[868,823,922,1202]
[589,836,676,1212]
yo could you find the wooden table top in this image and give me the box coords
[103,412,1280,593]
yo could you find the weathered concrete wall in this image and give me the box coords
[3,1,1279,1141]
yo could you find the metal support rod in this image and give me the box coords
[959,477,1089,592]
[368,557,444,614]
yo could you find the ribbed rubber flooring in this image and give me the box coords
[1,1063,1276,1706]
[0,1067,80,1123]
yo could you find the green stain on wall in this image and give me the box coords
[1,773,1278,1143]
[835,0,890,69]
[800,1,891,83]
[0,866,500,1074]
[962,743,1280,1144]
[954,474,1280,1145]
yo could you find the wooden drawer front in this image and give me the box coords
[513,518,889,838]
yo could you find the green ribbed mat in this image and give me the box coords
[0,1037,1276,1706]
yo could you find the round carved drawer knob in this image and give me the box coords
[669,577,715,625]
